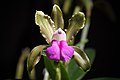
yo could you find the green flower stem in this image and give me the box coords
[56,67,61,80]
[55,62,61,80]
[79,17,90,50]
[73,6,81,15]
[43,68,49,80]
[79,2,93,50]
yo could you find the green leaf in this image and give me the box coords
[90,77,120,80]
[35,11,55,43]
[75,42,81,47]
[27,45,47,73]
[59,62,70,80]
[73,46,91,72]
[43,56,56,80]
[51,4,64,29]
[68,58,86,80]
[66,12,85,43]
[75,39,88,47]
[85,48,96,64]
[67,48,96,80]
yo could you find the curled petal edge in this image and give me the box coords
[27,45,48,73]
[73,46,91,71]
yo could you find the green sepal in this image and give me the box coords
[51,4,64,30]
[35,11,55,43]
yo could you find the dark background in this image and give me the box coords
[0,0,120,80]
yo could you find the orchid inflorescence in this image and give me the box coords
[27,4,91,79]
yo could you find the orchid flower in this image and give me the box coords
[27,4,90,74]
[45,27,74,62]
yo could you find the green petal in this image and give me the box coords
[27,45,47,73]
[51,4,64,29]
[73,46,91,71]
[66,12,85,43]
[35,11,55,43]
